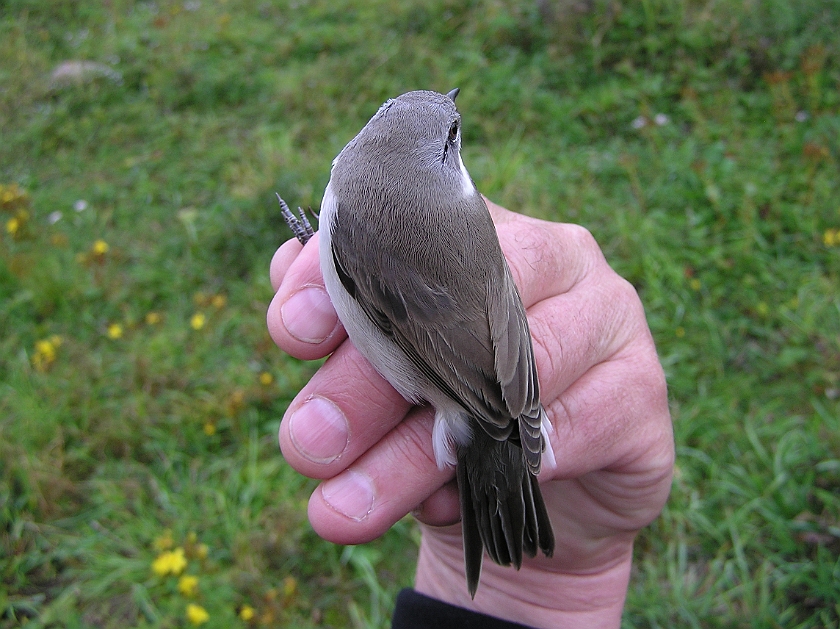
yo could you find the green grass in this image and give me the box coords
[2,0,839,627]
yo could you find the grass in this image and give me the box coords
[1,0,839,627]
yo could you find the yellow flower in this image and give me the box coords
[186,603,209,626]
[107,323,123,339]
[0,184,14,204]
[0,183,28,208]
[258,372,273,386]
[675,326,686,338]
[225,389,245,416]
[824,228,838,246]
[194,543,209,560]
[190,312,206,330]
[6,210,29,239]
[146,311,162,325]
[689,278,701,291]
[153,530,174,552]
[32,337,61,372]
[282,575,297,598]
[239,605,255,621]
[35,340,56,360]
[203,421,216,436]
[210,294,227,309]
[184,532,209,560]
[178,575,199,597]
[92,239,109,255]
[152,547,187,576]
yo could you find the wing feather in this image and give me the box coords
[329,193,543,459]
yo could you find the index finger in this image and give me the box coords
[270,237,304,292]
[266,232,347,361]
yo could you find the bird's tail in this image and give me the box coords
[457,428,555,598]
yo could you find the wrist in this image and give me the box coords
[414,526,633,629]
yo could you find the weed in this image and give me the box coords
[2,1,838,627]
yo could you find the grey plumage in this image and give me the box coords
[301,89,554,596]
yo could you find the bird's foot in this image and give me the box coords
[276,193,316,245]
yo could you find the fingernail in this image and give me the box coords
[321,470,375,522]
[288,397,349,463]
[281,287,338,343]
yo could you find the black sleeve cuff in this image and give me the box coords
[391,588,537,629]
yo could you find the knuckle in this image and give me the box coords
[564,222,599,253]
[601,272,648,344]
[613,274,641,305]
[623,339,669,411]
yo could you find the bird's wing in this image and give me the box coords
[329,196,544,469]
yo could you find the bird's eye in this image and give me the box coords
[448,121,459,143]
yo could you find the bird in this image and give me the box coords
[279,88,554,597]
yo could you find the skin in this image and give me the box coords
[267,198,674,629]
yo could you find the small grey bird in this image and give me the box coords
[281,89,554,596]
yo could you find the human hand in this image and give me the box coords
[267,198,674,629]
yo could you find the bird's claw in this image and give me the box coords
[276,193,315,245]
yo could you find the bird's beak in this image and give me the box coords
[446,88,460,102]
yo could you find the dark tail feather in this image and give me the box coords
[456,459,483,598]
[524,472,555,558]
[457,430,555,598]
